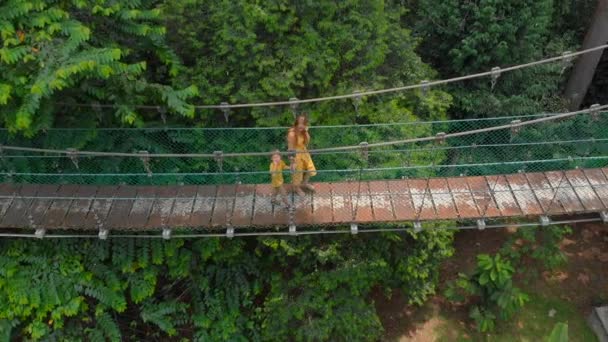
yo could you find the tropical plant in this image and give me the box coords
[445,253,529,332]
[0,0,197,134]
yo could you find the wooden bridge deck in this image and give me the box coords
[1,168,608,231]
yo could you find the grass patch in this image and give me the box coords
[433,292,597,341]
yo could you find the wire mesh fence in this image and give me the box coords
[0,111,607,186]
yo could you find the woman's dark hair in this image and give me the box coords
[291,114,310,144]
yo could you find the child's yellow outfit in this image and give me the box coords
[291,131,316,185]
[270,160,289,187]
[270,160,290,207]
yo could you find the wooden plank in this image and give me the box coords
[387,179,416,221]
[271,185,291,226]
[505,173,543,216]
[83,186,118,230]
[582,168,608,209]
[408,179,436,220]
[126,186,157,229]
[29,184,61,228]
[64,186,98,229]
[1,184,40,228]
[168,186,198,228]
[146,187,177,229]
[428,178,457,220]
[466,176,501,218]
[525,172,565,215]
[105,186,137,229]
[368,181,395,222]
[253,184,280,226]
[565,169,604,211]
[544,171,585,214]
[294,190,313,226]
[188,185,216,228]
[487,175,522,217]
[446,177,479,219]
[44,184,80,228]
[0,184,17,221]
[312,183,333,225]
[211,185,236,228]
[331,182,354,224]
[352,182,374,223]
[231,184,255,227]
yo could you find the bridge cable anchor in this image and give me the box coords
[413,221,422,233]
[539,215,551,227]
[490,67,501,90]
[214,151,224,172]
[420,80,430,97]
[157,106,167,125]
[510,119,522,141]
[289,98,299,118]
[35,228,46,239]
[435,132,446,145]
[600,211,608,223]
[138,151,152,177]
[220,102,230,122]
[66,148,79,170]
[352,90,363,116]
[226,226,234,239]
[589,103,601,121]
[98,227,109,240]
[560,51,572,75]
[359,142,369,162]
[350,223,358,235]
[289,224,297,236]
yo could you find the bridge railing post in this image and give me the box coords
[220,102,230,122]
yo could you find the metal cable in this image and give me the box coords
[53,44,608,110]
[3,155,606,178]
[3,137,607,159]
[0,217,602,239]
[2,105,607,159]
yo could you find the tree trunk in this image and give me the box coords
[564,0,608,110]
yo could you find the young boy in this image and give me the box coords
[269,150,290,208]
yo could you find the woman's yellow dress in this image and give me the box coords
[290,130,316,185]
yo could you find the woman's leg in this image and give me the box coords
[301,172,315,193]
[292,158,306,196]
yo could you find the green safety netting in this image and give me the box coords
[0,111,607,186]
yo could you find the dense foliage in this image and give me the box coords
[0,229,454,340]
[0,0,598,340]
[0,0,197,134]
[410,0,587,118]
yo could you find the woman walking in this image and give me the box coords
[287,114,316,196]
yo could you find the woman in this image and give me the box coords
[287,115,316,195]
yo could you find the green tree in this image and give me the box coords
[0,0,197,135]
[164,0,451,127]
[411,0,576,118]
[0,229,454,341]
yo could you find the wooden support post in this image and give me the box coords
[564,0,608,110]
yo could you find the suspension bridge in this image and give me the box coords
[0,103,607,239]
[2,45,608,239]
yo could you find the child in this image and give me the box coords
[269,150,290,208]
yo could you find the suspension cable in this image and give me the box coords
[1,105,606,159]
[3,155,606,178]
[53,44,608,110]
[3,137,607,159]
[0,217,601,239]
